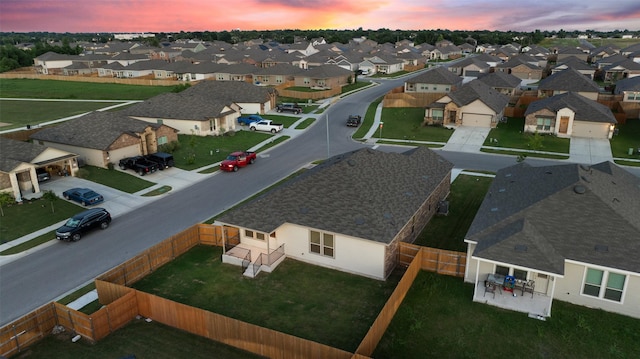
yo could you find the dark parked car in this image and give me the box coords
[63,188,104,206]
[276,103,303,114]
[56,208,111,242]
[145,152,175,170]
[346,115,362,127]
[36,168,51,182]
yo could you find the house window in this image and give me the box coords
[245,230,254,238]
[513,269,528,281]
[244,229,266,241]
[158,136,168,145]
[495,265,509,276]
[432,109,444,121]
[310,230,334,258]
[256,232,265,241]
[583,268,626,302]
[303,77,310,84]
[536,117,552,131]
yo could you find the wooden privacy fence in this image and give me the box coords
[1,222,464,358]
[0,72,179,86]
[383,92,445,108]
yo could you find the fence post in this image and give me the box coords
[106,307,112,333]
[147,253,153,273]
[90,317,95,340]
[66,309,75,333]
[122,267,127,286]
[12,325,20,352]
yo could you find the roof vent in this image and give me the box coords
[347,159,356,167]
[498,188,506,193]
[404,191,413,197]
[581,176,590,183]
[545,171,553,175]
[422,175,430,180]
[299,207,309,214]
[573,185,586,194]
[514,244,528,252]
[505,173,512,177]
[491,207,499,212]
[355,217,366,225]
[580,164,591,171]
[383,212,393,219]
[594,244,608,253]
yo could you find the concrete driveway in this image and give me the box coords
[569,138,613,165]
[442,126,490,153]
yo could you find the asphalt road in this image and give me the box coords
[1,72,638,326]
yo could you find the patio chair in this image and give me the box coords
[484,280,496,298]
[521,280,535,298]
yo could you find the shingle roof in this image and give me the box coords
[614,76,640,93]
[477,71,522,89]
[538,68,600,93]
[180,80,276,103]
[524,92,616,124]
[30,112,162,150]
[0,137,48,172]
[406,66,463,85]
[467,162,640,274]
[217,147,454,244]
[447,79,510,113]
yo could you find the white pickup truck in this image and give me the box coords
[249,119,284,134]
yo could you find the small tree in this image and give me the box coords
[42,190,58,214]
[528,131,544,152]
[0,192,14,217]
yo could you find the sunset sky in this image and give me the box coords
[1,0,640,33]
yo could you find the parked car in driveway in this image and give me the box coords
[56,208,111,242]
[36,168,51,182]
[63,188,104,206]
[145,152,175,170]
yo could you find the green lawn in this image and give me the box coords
[484,117,570,153]
[0,78,175,100]
[353,97,382,140]
[15,318,263,359]
[132,245,401,352]
[0,197,83,243]
[77,166,154,193]
[260,114,298,128]
[171,132,272,170]
[611,118,640,159]
[0,100,124,130]
[373,271,640,359]
[414,175,493,252]
[379,107,454,142]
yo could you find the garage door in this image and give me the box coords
[571,122,610,139]
[462,113,492,127]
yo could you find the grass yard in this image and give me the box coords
[0,197,83,243]
[77,166,154,193]
[352,97,382,140]
[414,175,493,252]
[132,245,401,352]
[380,107,454,142]
[610,118,640,159]
[373,271,640,359]
[171,132,272,170]
[259,114,299,128]
[0,99,124,130]
[14,318,264,359]
[0,78,175,100]
[484,117,570,154]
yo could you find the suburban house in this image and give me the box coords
[424,79,509,128]
[291,64,354,89]
[362,54,404,74]
[614,76,640,102]
[404,66,463,93]
[179,80,278,115]
[124,82,246,136]
[556,46,589,62]
[476,71,523,96]
[537,68,601,101]
[523,92,617,139]
[464,162,640,319]
[600,58,640,82]
[550,56,596,79]
[216,147,454,280]
[33,51,74,74]
[448,57,491,78]
[0,137,79,201]
[494,56,543,81]
[30,112,178,168]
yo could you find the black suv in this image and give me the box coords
[145,152,175,170]
[56,208,111,242]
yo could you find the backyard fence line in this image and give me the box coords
[1,223,464,358]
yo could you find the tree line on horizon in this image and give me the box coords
[0,28,637,73]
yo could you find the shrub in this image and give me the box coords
[224,130,236,137]
[75,168,89,178]
[159,140,180,153]
[106,162,115,170]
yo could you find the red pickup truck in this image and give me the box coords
[219,151,257,172]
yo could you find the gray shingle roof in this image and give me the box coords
[30,112,162,150]
[217,147,453,244]
[614,76,640,93]
[467,162,640,274]
[406,66,463,85]
[524,92,616,124]
[180,80,277,103]
[0,137,48,172]
[538,68,600,93]
[447,79,510,113]
[477,71,522,89]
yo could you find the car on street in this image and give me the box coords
[63,188,104,206]
[346,115,362,127]
[56,208,111,242]
[220,151,257,172]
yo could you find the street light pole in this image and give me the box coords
[326,114,330,158]
[379,121,384,139]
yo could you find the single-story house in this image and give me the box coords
[424,79,509,128]
[30,112,178,168]
[292,64,354,89]
[362,54,404,74]
[464,162,640,319]
[448,57,491,78]
[538,68,601,101]
[494,56,543,80]
[524,92,617,139]
[404,66,463,93]
[614,76,640,102]
[477,71,522,96]
[180,80,278,115]
[216,147,454,280]
[550,56,596,80]
[0,137,79,201]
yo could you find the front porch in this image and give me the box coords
[473,280,552,318]
[222,243,286,278]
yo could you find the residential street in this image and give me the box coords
[1,73,639,326]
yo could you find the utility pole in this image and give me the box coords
[326,114,330,158]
